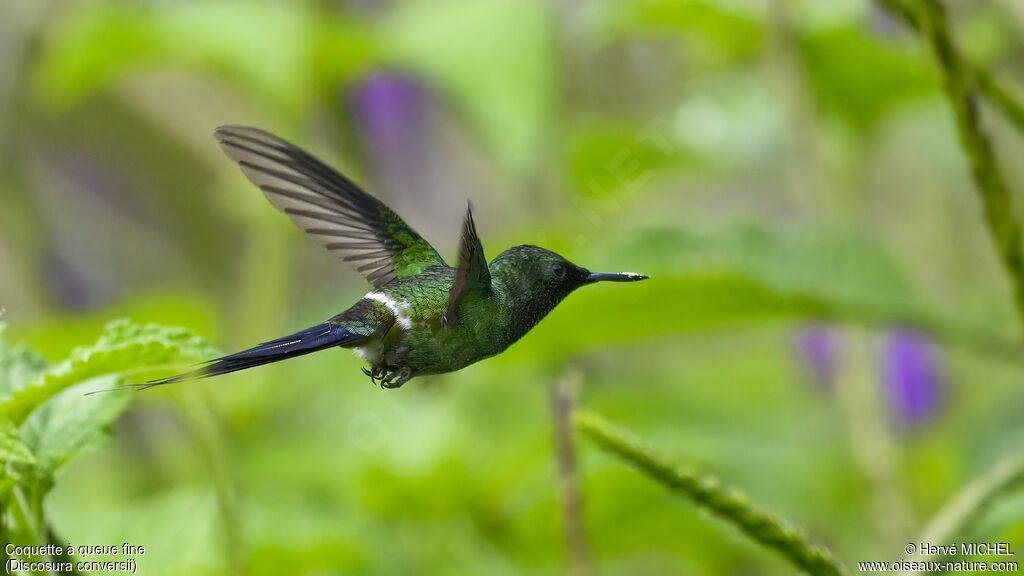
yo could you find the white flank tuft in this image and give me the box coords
[364,292,413,330]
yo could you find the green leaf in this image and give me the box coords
[0,323,50,399]
[565,120,694,198]
[588,0,764,65]
[800,25,937,128]
[19,376,131,479]
[0,418,35,466]
[0,319,217,426]
[500,222,1017,364]
[501,274,821,363]
[32,1,366,116]
[585,223,927,318]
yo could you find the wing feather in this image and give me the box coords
[443,203,491,328]
[215,126,445,287]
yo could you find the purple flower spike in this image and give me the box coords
[350,72,427,192]
[353,73,423,148]
[881,329,944,429]
[794,324,841,388]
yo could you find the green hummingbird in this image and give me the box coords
[146,126,647,389]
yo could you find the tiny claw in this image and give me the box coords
[381,367,412,389]
[361,366,381,385]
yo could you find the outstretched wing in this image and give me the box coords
[215,126,445,288]
[444,203,491,328]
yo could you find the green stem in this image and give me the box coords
[573,411,849,576]
[904,455,1024,575]
[877,0,1024,137]
[11,485,43,545]
[875,0,1024,324]
[975,68,1024,136]
[177,390,243,574]
[834,329,912,544]
[550,367,591,576]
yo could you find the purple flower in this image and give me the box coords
[794,324,841,388]
[881,329,944,429]
[353,72,423,147]
[348,71,458,239]
[349,72,428,195]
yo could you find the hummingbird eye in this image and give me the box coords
[551,262,566,279]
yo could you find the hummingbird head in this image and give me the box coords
[495,245,647,294]
[491,245,647,338]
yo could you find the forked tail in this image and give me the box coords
[137,321,370,389]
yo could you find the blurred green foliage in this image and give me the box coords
[0,321,215,562]
[2,0,1024,574]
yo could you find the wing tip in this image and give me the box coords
[462,199,479,240]
[214,125,267,143]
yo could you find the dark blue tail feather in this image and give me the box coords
[137,322,365,389]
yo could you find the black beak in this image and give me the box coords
[585,271,649,283]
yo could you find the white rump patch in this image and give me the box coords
[364,291,413,330]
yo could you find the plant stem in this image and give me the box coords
[903,455,1024,576]
[974,68,1024,136]
[875,0,1024,324]
[177,389,243,574]
[573,411,849,576]
[10,485,43,545]
[877,0,1024,137]
[550,367,590,576]
[834,328,912,545]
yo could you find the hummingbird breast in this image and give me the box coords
[349,266,511,377]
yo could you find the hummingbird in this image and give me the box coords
[145,126,647,389]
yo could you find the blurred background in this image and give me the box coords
[2,0,1024,574]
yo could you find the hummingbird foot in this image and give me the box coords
[361,366,386,386]
[380,367,413,389]
[361,365,412,388]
